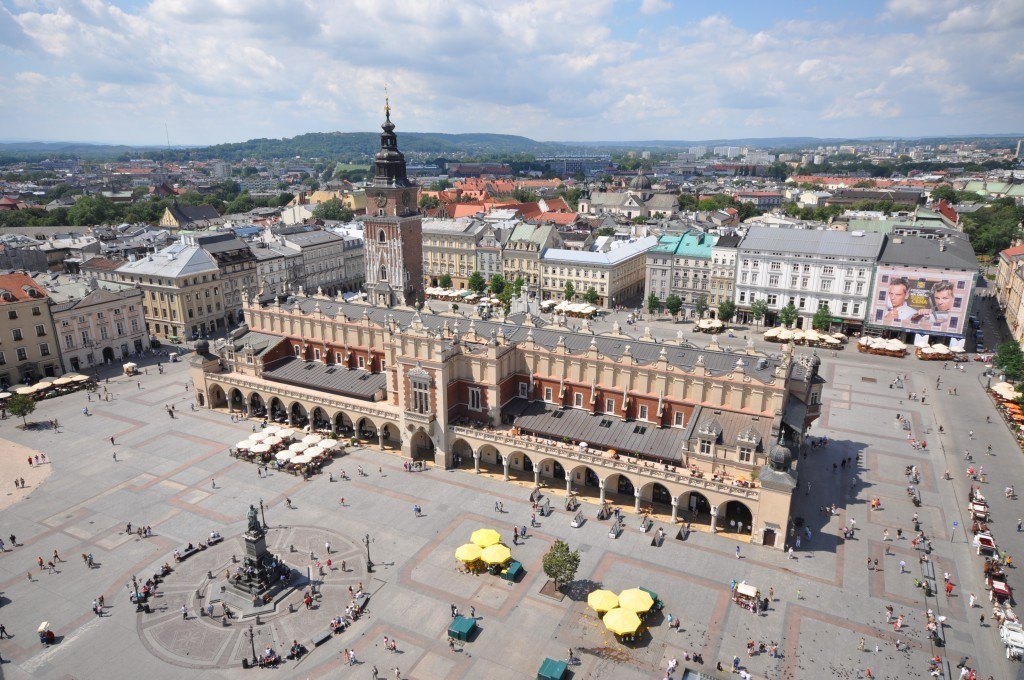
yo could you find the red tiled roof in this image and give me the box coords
[0,273,49,304]
[1000,244,1024,259]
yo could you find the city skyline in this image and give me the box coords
[0,0,1022,145]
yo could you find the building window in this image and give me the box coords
[574,392,583,407]
[469,386,481,410]
[544,387,553,402]
[638,404,648,420]
[739,447,752,463]
[17,348,27,361]
[674,412,684,427]
[378,230,386,243]
[519,382,528,398]
[605,398,615,413]
[35,324,46,337]
[294,344,301,357]
[766,294,778,306]
[6,310,15,320]
[380,265,387,280]
[314,348,321,360]
[336,352,343,364]
[39,343,50,357]
[699,440,712,455]
[0,351,5,364]
[12,328,22,341]
[411,379,430,414]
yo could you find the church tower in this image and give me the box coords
[362,99,422,307]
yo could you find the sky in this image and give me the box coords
[0,0,1022,146]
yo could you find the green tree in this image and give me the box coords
[564,281,576,301]
[541,539,581,591]
[513,276,525,296]
[7,393,36,428]
[419,194,440,210]
[67,194,121,226]
[694,294,709,319]
[583,287,599,304]
[962,200,1024,257]
[677,193,698,210]
[717,299,736,323]
[664,294,683,317]
[429,179,452,191]
[930,185,956,203]
[994,342,1024,383]
[312,198,353,222]
[489,274,506,295]
[225,192,255,214]
[467,271,487,294]
[439,274,453,289]
[595,226,616,237]
[512,188,539,203]
[812,303,833,331]
[646,293,661,315]
[778,302,798,327]
[750,299,769,328]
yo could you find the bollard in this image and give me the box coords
[289,603,295,613]
[290,544,295,553]
[195,589,202,599]
[232,554,238,563]
[208,570,213,580]
[256,614,261,625]
[309,550,314,560]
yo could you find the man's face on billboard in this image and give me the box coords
[888,283,908,308]
[933,288,954,312]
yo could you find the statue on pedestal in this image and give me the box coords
[246,504,261,535]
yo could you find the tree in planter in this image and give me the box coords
[439,274,453,289]
[542,539,581,592]
[778,302,798,328]
[664,294,683,318]
[7,393,36,428]
[513,276,525,296]
[583,287,599,304]
[467,271,487,294]
[750,298,768,328]
[694,294,709,320]
[564,281,576,301]
[717,299,737,324]
[646,293,660,315]
[811,303,833,331]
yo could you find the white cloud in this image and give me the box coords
[0,0,1020,144]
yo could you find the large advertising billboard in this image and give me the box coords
[870,266,974,336]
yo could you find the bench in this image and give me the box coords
[178,547,199,562]
[311,630,333,647]
[207,536,223,546]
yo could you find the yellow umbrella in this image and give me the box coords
[618,588,655,614]
[455,544,482,563]
[603,607,642,636]
[471,529,501,548]
[480,544,512,565]
[587,589,619,613]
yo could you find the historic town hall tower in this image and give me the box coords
[362,100,423,308]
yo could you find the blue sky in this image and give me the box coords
[0,0,1021,145]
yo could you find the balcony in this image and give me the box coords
[450,425,760,501]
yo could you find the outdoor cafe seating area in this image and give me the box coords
[455,529,522,582]
[989,382,1024,451]
[229,425,342,477]
[1,374,94,403]
[764,327,846,348]
[586,585,665,644]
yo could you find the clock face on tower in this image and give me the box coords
[375,194,388,208]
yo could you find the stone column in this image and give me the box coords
[710,505,719,533]
[533,468,541,487]
[474,451,481,474]
[634,489,642,513]
[565,473,572,495]
[671,496,679,523]
[502,456,510,482]
[378,431,385,449]
[599,479,607,504]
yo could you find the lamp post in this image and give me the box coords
[363,533,373,573]
[246,624,257,666]
[259,498,268,529]
[130,574,144,612]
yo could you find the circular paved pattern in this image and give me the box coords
[138,525,368,669]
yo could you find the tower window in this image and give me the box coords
[380,265,387,280]
[378,229,386,243]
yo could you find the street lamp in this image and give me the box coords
[130,574,144,612]
[363,533,374,573]
[259,498,268,529]
[246,624,258,666]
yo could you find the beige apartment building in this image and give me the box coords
[115,239,223,342]
[422,218,489,289]
[501,222,562,289]
[0,273,61,386]
[541,237,657,307]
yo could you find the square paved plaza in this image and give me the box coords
[0,350,1020,679]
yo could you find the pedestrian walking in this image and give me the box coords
[110,436,115,446]
[768,587,774,601]
[449,638,456,652]
[372,666,379,680]
[858,637,865,651]
[946,582,954,597]
[112,451,117,462]
[181,605,188,620]
[899,560,907,573]
[969,593,977,608]
[325,541,332,554]
[0,624,10,638]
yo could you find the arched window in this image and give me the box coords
[380,265,387,281]
[378,229,386,243]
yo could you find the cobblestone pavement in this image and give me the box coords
[0,341,1020,679]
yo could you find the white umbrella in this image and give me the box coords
[302,433,323,445]
[777,329,793,340]
[305,445,325,458]
[263,436,283,446]
[276,428,295,439]
[250,443,271,454]
[291,453,313,464]
[0,392,11,399]
[763,327,780,338]
[262,425,280,436]
[319,439,339,450]
[15,386,36,395]
[288,441,309,453]
[275,451,293,462]
[248,432,267,442]
[34,381,54,390]
[235,440,252,450]
[72,375,91,382]
[53,376,75,386]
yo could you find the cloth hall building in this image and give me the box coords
[188,106,823,549]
